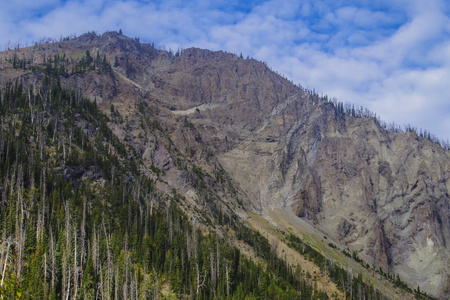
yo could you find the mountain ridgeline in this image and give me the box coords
[0,31,448,299]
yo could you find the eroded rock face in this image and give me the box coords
[215,98,450,297]
[5,33,448,297]
[132,46,450,297]
[142,51,450,297]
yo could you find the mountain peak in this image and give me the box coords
[0,31,448,298]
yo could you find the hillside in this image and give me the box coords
[0,31,448,299]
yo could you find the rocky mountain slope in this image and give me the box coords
[1,31,448,298]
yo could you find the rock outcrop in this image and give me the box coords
[136,43,450,297]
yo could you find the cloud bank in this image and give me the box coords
[1,0,450,141]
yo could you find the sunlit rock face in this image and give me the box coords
[112,33,450,297]
[152,46,450,297]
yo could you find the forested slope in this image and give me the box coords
[0,61,370,300]
[0,31,439,299]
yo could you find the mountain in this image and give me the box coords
[0,31,448,299]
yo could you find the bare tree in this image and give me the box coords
[0,237,16,293]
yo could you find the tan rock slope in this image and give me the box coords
[2,31,449,298]
[144,40,450,298]
[135,38,449,297]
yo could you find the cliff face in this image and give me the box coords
[218,94,450,297]
[2,31,449,297]
[138,43,450,297]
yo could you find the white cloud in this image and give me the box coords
[247,0,450,141]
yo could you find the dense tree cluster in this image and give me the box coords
[4,48,112,77]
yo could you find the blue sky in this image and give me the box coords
[1,0,450,141]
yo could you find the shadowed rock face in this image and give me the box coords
[2,31,449,297]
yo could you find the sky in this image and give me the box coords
[1,0,450,142]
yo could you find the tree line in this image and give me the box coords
[302,89,450,150]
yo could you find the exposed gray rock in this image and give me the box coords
[4,32,449,297]
[144,49,450,297]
